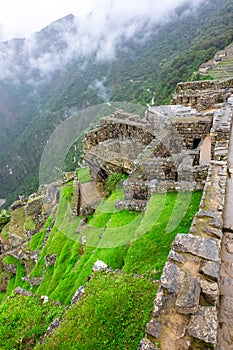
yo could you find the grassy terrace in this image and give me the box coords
[0,178,202,349]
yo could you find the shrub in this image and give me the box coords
[106,173,128,196]
[0,210,11,231]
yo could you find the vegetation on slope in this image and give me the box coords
[1,0,233,205]
[35,272,156,350]
[0,176,202,348]
[0,295,64,350]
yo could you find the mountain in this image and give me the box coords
[0,0,233,207]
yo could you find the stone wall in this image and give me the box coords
[71,177,81,216]
[83,106,212,206]
[83,110,154,151]
[139,102,233,349]
[172,78,233,111]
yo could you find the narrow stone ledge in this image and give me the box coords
[199,261,220,281]
[188,306,218,344]
[172,234,220,262]
[168,250,186,264]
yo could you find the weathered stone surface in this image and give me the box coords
[201,280,219,305]
[14,287,34,296]
[92,260,108,272]
[45,254,56,267]
[217,296,233,349]
[146,319,162,340]
[152,288,167,317]
[10,199,27,211]
[200,261,220,281]
[71,286,85,305]
[172,78,233,111]
[172,234,220,262]
[160,262,184,294]
[115,199,147,211]
[40,317,61,344]
[188,306,218,344]
[205,227,223,239]
[2,262,17,274]
[138,338,158,350]
[168,249,185,264]
[29,277,42,286]
[41,295,49,303]
[175,274,201,314]
[30,250,40,263]
[18,250,29,260]
[24,196,44,216]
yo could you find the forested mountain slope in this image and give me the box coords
[0,0,233,206]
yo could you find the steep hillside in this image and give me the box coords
[0,173,202,348]
[1,0,233,206]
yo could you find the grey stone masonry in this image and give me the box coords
[140,101,232,349]
[84,106,213,208]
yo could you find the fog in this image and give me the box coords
[0,0,204,82]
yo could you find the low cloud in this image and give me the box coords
[0,0,204,83]
[89,78,110,102]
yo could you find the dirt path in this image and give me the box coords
[217,106,233,349]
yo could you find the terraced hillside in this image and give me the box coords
[0,171,202,349]
[198,43,233,80]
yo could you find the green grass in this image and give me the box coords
[29,216,54,251]
[35,272,157,350]
[122,191,203,279]
[0,184,203,349]
[24,188,201,304]
[62,182,73,204]
[77,167,91,184]
[0,256,26,303]
[0,294,64,350]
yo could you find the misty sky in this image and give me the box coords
[0,0,203,40]
[0,0,97,39]
[0,0,204,82]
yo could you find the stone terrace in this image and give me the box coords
[139,99,233,349]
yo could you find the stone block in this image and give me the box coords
[199,261,220,281]
[138,338,158,350]
[14,287,34,296]
[29,277,42,286]
[175,273,201,314]
[45,254,56,267]
[168,249,185,264]
[152,288,167,317]
[146,319,162,340]
[200,280,219,305]
[92,260,108,272]
[172,234,220,262]
[188,306,217,344]
[2,262,17,274]
[160,262,184,294]
[71,286,85,304]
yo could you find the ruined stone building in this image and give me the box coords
[83,106,212,211]
[83,77,233,349]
